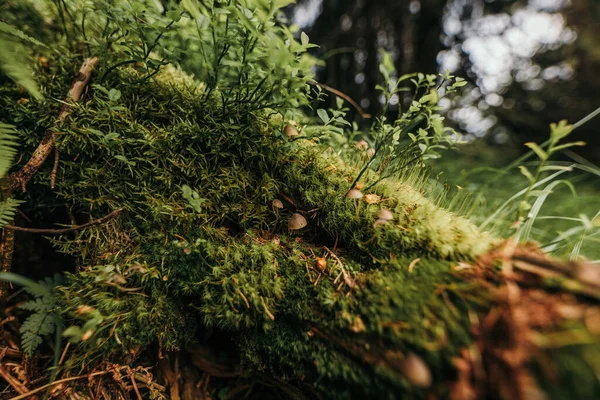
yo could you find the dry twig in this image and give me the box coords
[308,81,371,119]
[8,57,99,193]
[4,209,124,234]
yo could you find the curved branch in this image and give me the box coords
[3,209,123,235]
[8,57,99,193]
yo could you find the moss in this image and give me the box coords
[0,47,504,394]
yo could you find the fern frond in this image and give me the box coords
[0,272,61,355]
[0,22,43,99]
[0,22,46,47]
[0,272,48,297]
[21,329,44,355]
[20,298,49,311]
[0,198,20,228]
[0,122,19,178]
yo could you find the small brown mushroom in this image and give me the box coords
[288,213,307,230]
[366,148,375,158]
[400,353,432,388]
[272,199,284,209]
[346,188,364,199]
[372,218,389,228]
[284,124,299,138]
[377,208,394,221]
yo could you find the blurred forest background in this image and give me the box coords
[286,0,600,259]
[287,0,599,158]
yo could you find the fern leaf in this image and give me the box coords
[0,22,46,47]
[20,298,49,311]
[0,23,43,99]
[0,272,61,354]
[21,328,44,355]
[19,307,56,354]
[0,199,19,227]
[0,122,19,178]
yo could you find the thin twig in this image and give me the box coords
[50,147,59,189]
[408,258,421,273]
[237,289,250,309]
[128,367,143,400]
[4,209,123,234]
[8,57,99,193]
[0,347,22,360]
[8,370,117,400]
[259,296,275,321]
[0,365,36,399]
[58,342,70,366]
[308,81,371,119]
[16,210,32,223]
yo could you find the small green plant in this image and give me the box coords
[0,272,62,355]
[516,120,585,227]
[347,53,464,192]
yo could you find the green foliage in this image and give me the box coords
[0,122,19,179]
[0,198,20,228]
[1,1,597,398]
[0,272,61,355]
[0,21,44,99]
[0,1,495,393]
[345,54,465,192]
[0,93,23,230]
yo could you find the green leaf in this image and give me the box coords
[524,142,548,161]
[551,141,586,152]
[275,0,296,8]
[0,122,18,178]
[549,120,573,144]
[166,10,182,22]
[108,88,122,101]
[317,109,330,124]
[518,165,535,183]
[0,24,43,99]
[300,31,309,46]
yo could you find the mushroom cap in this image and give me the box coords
[355,139,368,151]
[272,199,284,209]
[372,218,389,228]
[366,148,375,158]
[400,353,432,388]
[377,208,394,221]
[284,124,299,138]
[346,188,364,199]
[288,213,308,230]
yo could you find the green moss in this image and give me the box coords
[0,49,502,394]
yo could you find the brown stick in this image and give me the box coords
[0,347,22,360]
[50,147,59,189]
[308,81,372,119]
[260,296,275,321]
[0,364,38,399]
[8,57,99,193]
[3,208,123,235]
[8,370,115,400]
[0,227,15,296]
